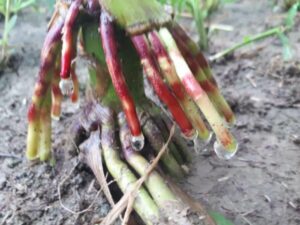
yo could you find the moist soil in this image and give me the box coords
[0,0,299,224]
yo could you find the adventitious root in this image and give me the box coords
[148,31,211,141]
[26,1,238,160]
[60,0,81,81]
[25,1,238,223]
[76,101,218,225]
[51,55,63,119]
[132,34,196,139]
[158,28,238,156]
[100,12,143,150]
[26,15,64,160]
[169,24,235,125]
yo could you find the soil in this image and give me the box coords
[0,0,299,224]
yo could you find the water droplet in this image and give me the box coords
[223,119,235,129]
[193,132,213,155]
[131,133,145,151]
[59,78,74,96]
[204,132,213,144]
[213,140,238,160]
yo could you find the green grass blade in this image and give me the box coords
[285,2,299,28]
[209,211,235,225]
[278,32,293,61]
[6,14,17,34]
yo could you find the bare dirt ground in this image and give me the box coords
[0,0,299,224]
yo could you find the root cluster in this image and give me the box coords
[26,0,238,161]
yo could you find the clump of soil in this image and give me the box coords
[0,1,299,224]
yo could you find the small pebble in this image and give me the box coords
[0,173,7,190]
[15,183,28,196]
[6,158,22,168]
[291,135,300,145]
[264,194,271,203]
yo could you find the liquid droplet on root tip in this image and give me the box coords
[59,78,74,96]
[213,140,238,160]
[131,133,145,151]
[204,132,213,144]
[193,132,213,155]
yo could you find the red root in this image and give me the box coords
[26,15,64,159]
[170,24,217,85]
[171,27,235,124]
[27,103,37,122]
[70,63,79,103]
[60,0,81,79]
[132,34,195,138]
[100,12,143,147]
[148,31,211,140]
[51,56,63,119]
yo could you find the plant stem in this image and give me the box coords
[209,27,284,61]
[191,0,208,50]
[1,0,11,59]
